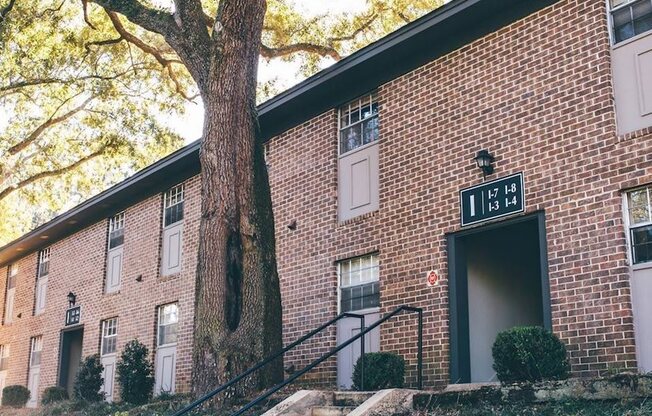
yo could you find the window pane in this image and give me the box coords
[629,189,650,224]
[611,0,629,9]
[632,225,652,263]
[158,323,178,345]
[362,117,379,145]
[109,228,124,249]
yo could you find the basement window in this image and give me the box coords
[627,186,652,264]
[338,254,380,312]
[611,0,652,43]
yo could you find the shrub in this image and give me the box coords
[1,385,30,408]
[41,386,69,405]
[352,352,405,391]
[492,326,570,383]
[117,339,154,404]
[73,354,105,402]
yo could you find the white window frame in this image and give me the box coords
[338,93,380,157]
[101,318,118,356]
[608,0,652,45]
[157,303,179,347]
[38,248,50,278]
[108,212,125,249]
[4,265,17,325]
[624,185,652,268]
[29,336,42,368]
[163,184,185,228]
[337,253,380,314]
[0,344,9,371]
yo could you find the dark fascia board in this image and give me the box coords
[0,0,559,267]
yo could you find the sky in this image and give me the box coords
[168,0,368,144]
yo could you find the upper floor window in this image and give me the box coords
[157,303,179,346]
[0,344,9,371]
[337,94,381,222]
[164,185,184,227]
[101,318,118,356]
[30,336,42,367]
[38,248,50,278]
[109,213,125,249]
[3,265,17,325]
[627,185,652,264]
[338,254,380,312]
[611,0,652,43]
[339,93,379,155]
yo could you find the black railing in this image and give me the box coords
[173,305,423,416]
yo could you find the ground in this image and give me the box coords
[413,399,652,415]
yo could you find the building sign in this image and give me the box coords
[65,306,81,326]
[460,172,524,227]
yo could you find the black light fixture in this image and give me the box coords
[67,292,76,308]
[474,149,495,177]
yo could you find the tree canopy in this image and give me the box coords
[0,0,441,246]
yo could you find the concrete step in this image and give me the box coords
[310,405,356,416]
[332,391,374,407]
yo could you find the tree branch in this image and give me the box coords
[260,42,341,60]
[105,11,196,101]
[88,0,177,38]
[0,67,148,93]
[7,95,97,156]
[0,0,15,22]
[0,146,109,201]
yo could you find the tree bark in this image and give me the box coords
[191,0,283,399]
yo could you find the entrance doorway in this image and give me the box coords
[447,212,551,383]
[58,328,84,397]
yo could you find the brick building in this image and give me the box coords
[2,0,652,407]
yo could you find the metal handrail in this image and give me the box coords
[231,305,423,416]
[171,311,365,416]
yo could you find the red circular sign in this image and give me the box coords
[427,270,439,286]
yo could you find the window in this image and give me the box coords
[35,249,49,315]
[0,345,9,371]
[338,94,380,221]
[106,213,125,293]
[339,93,379,155]
[109,213,125,249]
[157,303,179,346]
[101,318,118,356]
[611,0,652,43]
[338,254,380,312]
[164,185,184,227]
[627,186,652,264]
[38,248,50,278]
[30,336,42,367]
[161,185,184,276]
[3,265,16,324]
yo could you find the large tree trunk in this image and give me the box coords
[191,0,283,399]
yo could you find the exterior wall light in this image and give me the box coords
[67,291,76,308]
[474,150,495,177]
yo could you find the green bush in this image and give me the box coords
[1,385,30,408]
[73,354,105,402]
[117,339,154,404]
[41,386,69,405]
[352,352,405,390]
[492,326,570,383]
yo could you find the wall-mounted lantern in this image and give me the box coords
[67,292,76,308]
[473,150,495,178]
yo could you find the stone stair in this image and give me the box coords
[263,389,414,416]
[309,391,373,416]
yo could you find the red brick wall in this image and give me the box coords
[0,176,201,401]
[2,0,652,400]
[268,0,651,387]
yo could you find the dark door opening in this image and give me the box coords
[58,328,83,396]
[448,212,551,383]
